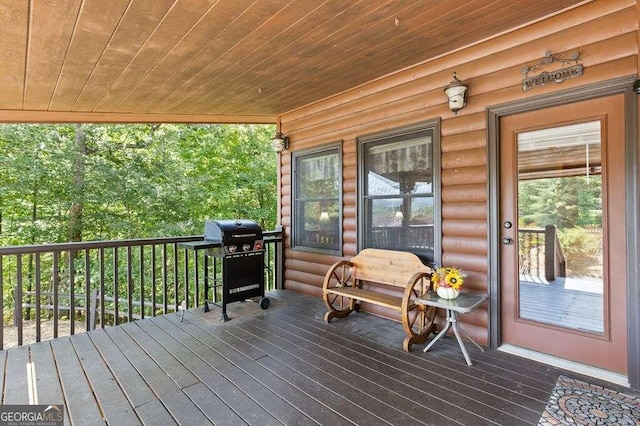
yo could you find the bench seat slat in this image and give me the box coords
[326,287,404,312]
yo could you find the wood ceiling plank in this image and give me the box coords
[72,0,177,112]
[220,0,454,114]
[94,0,221,112]
[373,0,582,74]
[184,0,418,115]
[267,0,511,108]
[0,0,604,117]
[49,0,131,111]
[157,0,347,114]
[249,0,508,111]
[111,0,269,113]
[214,0,461,114]
[24,0,82,110]
[137,0,303,114]
[0,0,28,109]
[256,0,583,113]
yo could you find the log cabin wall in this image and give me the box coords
[276,0,638,345]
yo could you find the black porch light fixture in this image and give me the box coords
[444,72,469,114]
[271,131,289,153]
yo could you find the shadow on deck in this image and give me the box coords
[0,290,633,425]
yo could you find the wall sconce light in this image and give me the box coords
[394,210,404,221]
[272,131,289,153]
[444,72,468,114]
[319,211,330,223]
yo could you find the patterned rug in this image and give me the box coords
[539,375,640,425]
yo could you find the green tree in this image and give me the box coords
[0,123,277,245]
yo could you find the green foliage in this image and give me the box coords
[518,175,602,228]
[558,227,602,277]
[558,227,601,259]
[0,123,277,244]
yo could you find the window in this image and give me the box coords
[292,143,342,253]
[359,122,440,262]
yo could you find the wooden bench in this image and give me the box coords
[322,248,436,351]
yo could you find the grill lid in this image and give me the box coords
[204,219,263,252]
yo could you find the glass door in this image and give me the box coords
[499,95,627,374]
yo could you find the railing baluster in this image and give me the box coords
[69,250,75,335]
[162,244,168,314]
[183,248,189,309]
[173,243,179,312]
[151,244,157,317]
[84,249,90,332]
[16,254,23,346]
[35,253,41,343]
[99,248,105,328]
[194,250,199,308]
[139,245,144,320]
[53,252,59,338]
[113,247,119,325]
[127,246,133,323]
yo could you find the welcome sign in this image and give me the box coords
[521,51,583,92]
[522,64,584,91]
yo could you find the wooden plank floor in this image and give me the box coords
[0,290,628,425]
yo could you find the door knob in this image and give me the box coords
[502,237,513,245]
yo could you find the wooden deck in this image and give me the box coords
[520,278,604,334]
[0,290,627,425]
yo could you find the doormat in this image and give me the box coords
[190,297,287,325]
[538,375,640,425]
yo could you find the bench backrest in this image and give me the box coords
[350,248,432,287]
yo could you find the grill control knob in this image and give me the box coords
[243,244,251,251]
[228,245,237,253]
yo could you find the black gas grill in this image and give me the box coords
[204,219,269,321]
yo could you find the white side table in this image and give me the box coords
[416,291,487,366]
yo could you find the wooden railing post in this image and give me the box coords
[89,289,99,330]
[544,225,566,282]
[275,225,284,290]
[544,225,556,281]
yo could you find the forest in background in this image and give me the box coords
[0,123,278,247]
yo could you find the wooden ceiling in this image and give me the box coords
[0,0,587,123]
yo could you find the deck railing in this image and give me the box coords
[0,228,283,349]
[518,225,566,282]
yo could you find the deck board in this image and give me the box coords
[154,313,310,425]
[4,345,31,404]
[70,333,139,425]
[164,313,352,425]
[1,289,632,425]
[182,382,247,426]
[145,314,284,425]
[279,302,553,405]
[119,321,200,389]
[246,312,539,424]
[104,325,211,425]
[50,337,105,425]
[87,328,157,409]
[237,317,503,425]
[134,399,178,426]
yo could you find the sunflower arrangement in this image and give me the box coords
[431,266,466,291]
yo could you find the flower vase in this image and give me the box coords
[436,285,460,300]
